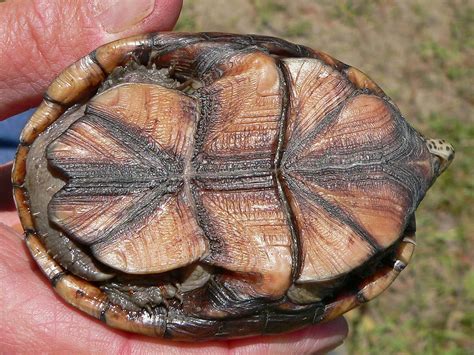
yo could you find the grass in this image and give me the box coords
[329,0,382,26]
[251,0,286,29]
[175,1,473,353]
[285,20,312,38]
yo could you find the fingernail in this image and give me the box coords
[92,0,155,34]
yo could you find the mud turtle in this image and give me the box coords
[12,32,454,340]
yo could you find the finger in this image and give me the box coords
[0,0,183,120]
[228,317,348,355]
[1,221,347,353]
[0,222,230,354]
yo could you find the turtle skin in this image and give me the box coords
[12,32,454,341]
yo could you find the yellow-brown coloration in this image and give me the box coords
[94,34,151,74]
[19,100,65,145]
[13,187,34,231]
[54,275,109,320]
[345,67,385,97]
[199,52,282,158]
[198,189,293,297]
[25,233,64,280]
[11,145,29,185]
[46,56,105,105]
[95,192,208,274]
[90,83,197,157]
[103,304,166,337]
[320,235,416,322]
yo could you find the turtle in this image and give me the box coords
[12,32,454,341]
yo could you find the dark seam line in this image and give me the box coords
[91,186,179,246]
[283,101,345,166]
[274,61,288,169]
[43,93,67,108]
[296,179,382,252]
[89,51,107,75]
[85,108,179,170]
[275,60,302,282]
[99,301,111,323]
[183,79,213,258]
[51,271,66,287]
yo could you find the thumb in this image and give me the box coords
[0,0,183,120]
[0,162,20,229]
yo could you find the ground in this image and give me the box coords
[174,1,473,353]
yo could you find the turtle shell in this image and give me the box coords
[12,32,453,341]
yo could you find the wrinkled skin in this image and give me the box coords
[0,1,347,353]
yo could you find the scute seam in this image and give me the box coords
[274,59,302,283]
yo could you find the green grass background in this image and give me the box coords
[175,1,473,353]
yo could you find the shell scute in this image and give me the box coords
[12,32,451,340]
[46,83,207,274]
[282,93,435,282]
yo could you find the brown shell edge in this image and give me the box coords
[12,32,412,340]
[24,229,416,340]
[25,232,165,337]
[319,231,416,323]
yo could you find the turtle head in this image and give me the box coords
[426,138,455,176]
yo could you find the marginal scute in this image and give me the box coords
[319,235,417,322]
[46,55,105,105]
[345,66,385,96]
[54,274,110,319]
[11,144,29,185]
[13,187,34,231]
[26,232,64,281]
[94,34,152,73]
[104,304,166,337]
[19,100,64,145]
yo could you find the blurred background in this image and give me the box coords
[1,0,472,353]
[174,1,473,354]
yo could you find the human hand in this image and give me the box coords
[0,1,348,353]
